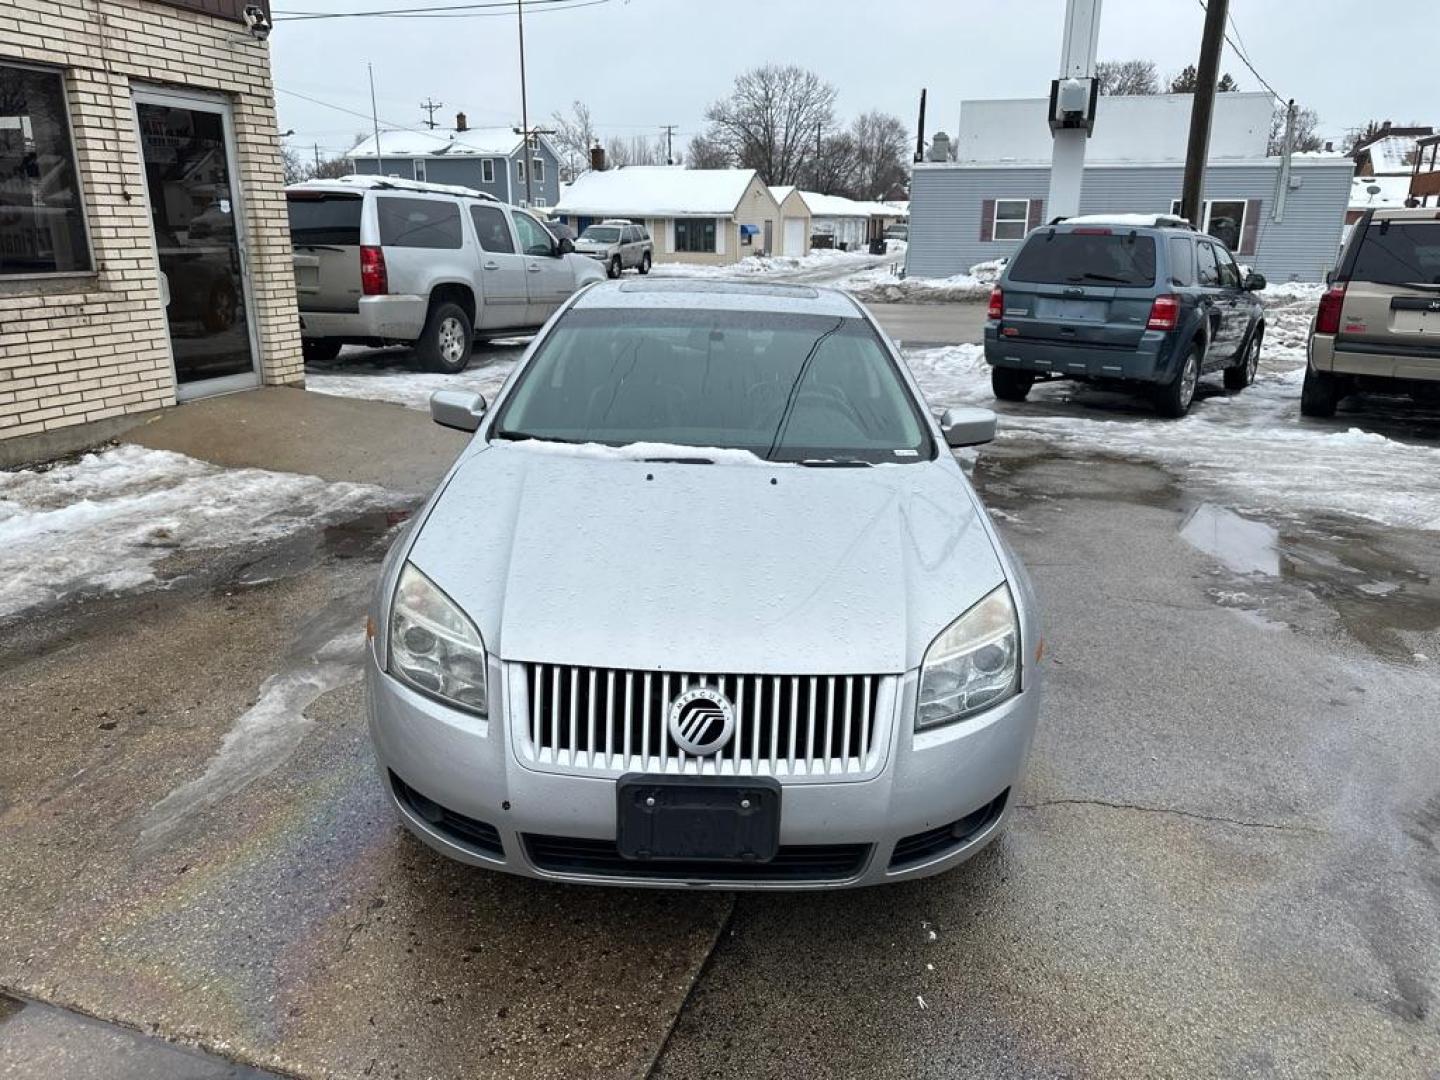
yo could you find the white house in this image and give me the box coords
[906,92,1353,283]
[767,186,812,256]
[554,167,784,265]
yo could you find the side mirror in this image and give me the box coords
[1324,269,1335,286]
[940,406,997,448]
[430,390,487,432]
[557,236,575,255]
[1243,271,1267,291]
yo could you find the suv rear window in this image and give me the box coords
[376,196,463,249]
[1008,231,1157,286]
[1350,221,1440,285]
[287,193,362,247]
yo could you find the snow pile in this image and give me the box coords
[306,353,520,411]
[844,268,991,305]
[1263,281,1327,303]
[652,247,885,281]
[0,445,390,618]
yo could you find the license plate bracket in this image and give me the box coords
[616,775,781,862]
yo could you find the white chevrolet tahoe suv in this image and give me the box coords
[287,175,606,372]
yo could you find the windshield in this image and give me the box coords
[1351,221,1440,285]
[1008,230,1157,286]
[580,226,622,243]
[492,308,932,463]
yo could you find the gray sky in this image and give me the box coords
[272,0,1433,160]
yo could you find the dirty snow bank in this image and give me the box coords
[843,258,1002,305]
[652,247,890,280]
[306,354,520,411]
[0,445,390,618]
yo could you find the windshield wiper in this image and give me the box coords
[641,456,714,464]
[1067,272,1129,284]
[494,431,582,443]
[796,458,873,467]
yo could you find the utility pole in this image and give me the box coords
[1180,0,1228,228]
[313,142,321,170]
[661,124,678,165]
[367,63,382,171]
[516,0,532,204]
[420,98,443,129]
[1272,98,1296,222]
[1046,0,1102,222]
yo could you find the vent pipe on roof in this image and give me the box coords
[456,112,468,132]
[914,88,927,164]
[589,144,607,172]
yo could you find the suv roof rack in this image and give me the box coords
[286,173,500,202]
[1052,213,1195,230]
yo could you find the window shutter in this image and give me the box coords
[1027,199,1044,231]
[980,199,995,242]
[1240,199,1261,256]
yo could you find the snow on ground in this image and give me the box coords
[0,445,390,618]
[650,246,895,282]
[306,350,521,411]
[841,258,1003,304]
[899,292,1440,533]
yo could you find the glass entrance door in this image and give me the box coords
[134,92,258,395]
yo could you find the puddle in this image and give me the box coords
[231,508,409,587]
[1180,504,1280,577]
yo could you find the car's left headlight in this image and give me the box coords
[388,563,488,715]
[916,584,1020,730]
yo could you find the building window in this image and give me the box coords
[674,218,717,253]
[532,157,544,184]
[992,199,1031,241]
[413,159,427,182]
[516,159,526,183]
[531,196,547,208]
[0,62,92,276]
[481,159,495,184]
[1171,198,1250,253]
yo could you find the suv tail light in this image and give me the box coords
[360,245,388,296]
[987,286,1004,320]
[1315,283,1347,335]
[1146,293,1180,331]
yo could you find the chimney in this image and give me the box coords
[1324,141,1334,153]
[589,143,607,172]
[455,111,468,132]
[927,131,951,163]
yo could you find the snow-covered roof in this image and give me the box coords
[350,126,529,159]
[769,185,798,204]
[957,92,1274,164]
[1349,174,1416,211]
[1356,134,1419,174]
[797,191,903,219]
[555,167,762,217]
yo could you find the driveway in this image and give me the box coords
[2,295,1438,1078]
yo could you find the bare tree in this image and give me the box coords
[281,145,306,186]
[1268,105,1324,156]
[849,111,909,200]
[550,100,595,180]
[703,64,837,185]
[809,132,859,196]
[605,134,665,169]
[686,132,731,169]
[311,154,352,180]
[1096,59,1160,95]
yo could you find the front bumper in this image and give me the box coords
[366,647,1041,889]
[985,324,1179,384]
[299,294,428,342]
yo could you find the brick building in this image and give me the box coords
[1,0,301,462]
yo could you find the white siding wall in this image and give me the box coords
[906,162,1353,283]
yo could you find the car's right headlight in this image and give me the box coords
[388,563,488,715]
[916,584,1020,730]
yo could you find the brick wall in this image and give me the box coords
[0,0,302,444]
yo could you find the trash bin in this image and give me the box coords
[868,237,886,255]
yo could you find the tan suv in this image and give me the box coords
[1303,206,1440,416]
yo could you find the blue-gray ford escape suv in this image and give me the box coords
[983,215,1267,417]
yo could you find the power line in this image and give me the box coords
[277,85,525,156]
[420,97,443,128]
[1196,0,1283,103]
[274,0,610,21]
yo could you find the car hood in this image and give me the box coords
[574,241,612,251]
[405,443,1006,674]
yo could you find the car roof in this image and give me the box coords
[1052,213,1195,233]
[286,174,501,203]
[1366,207,1440,222]
[571,279,862,318]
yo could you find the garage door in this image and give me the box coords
[783,217,806,256]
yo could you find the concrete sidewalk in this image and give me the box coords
[121,386,468,493]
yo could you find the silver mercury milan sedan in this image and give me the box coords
[366,279,1043,888]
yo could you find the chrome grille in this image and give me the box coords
[514,664,890,779]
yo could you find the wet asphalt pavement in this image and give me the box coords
[3,301,1440,1078]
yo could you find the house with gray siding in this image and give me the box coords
[348,114,561,209]
[907,92,1353,283]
